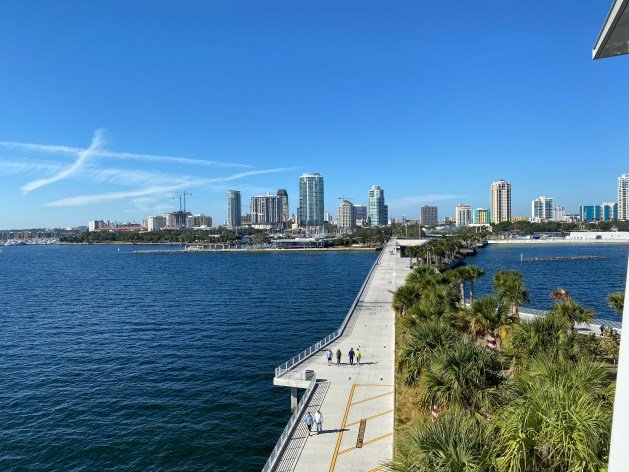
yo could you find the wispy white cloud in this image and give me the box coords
[21,129,106,194]
[0,139,252,169]
[43,167,297,207]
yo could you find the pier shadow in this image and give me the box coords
[315,428,349,435]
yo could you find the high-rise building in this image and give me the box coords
[490,179,511,223]
[619,174,629,220]
[581,202,618,222]
[602,201,619,221]
[147,216,166,231]
[455,204,472,227]
[338,200,356,230]
[227,190,242,229]
[354,205,368,226]
[250,194,283,228]
[324,211,334,224]
[531,196,555,221]
[472,208,491,225]
[368,185,387,226]
[580,205,601,222]
[420,205,438,226]
[276,189,289,225]
[298,173,324,227]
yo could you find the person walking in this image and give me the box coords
[336,348,342,366]
[356,347,362,366]
[304,412,314,435]
[314,409,323,434]
[326,349,333,366]
[348,348,355,366]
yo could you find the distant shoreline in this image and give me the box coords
[54,241,380,252]
[488,239,629,245]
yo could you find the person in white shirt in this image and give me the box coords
[314,410,323,434]
[326,349,333,366]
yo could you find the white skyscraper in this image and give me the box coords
[490,179,511,224]
[619,174,629,221]
[531,196,555,221]
[455,204,472,227]
[250,194,283,228]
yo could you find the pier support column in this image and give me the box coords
[290,387,298,412]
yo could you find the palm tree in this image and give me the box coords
[493,270,529,319]
[608,291,625,315]
[398,319,458,386]
[450,267,467,306]
[552,299,594,333]
[496,356,612,471]
[392,283,421,316]
[504,314,573,370]
[420,340,503,413]
[465,265,485,305]
[386,410,495,472]
[465,296,510,346]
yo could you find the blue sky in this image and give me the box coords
[0,0,627,229]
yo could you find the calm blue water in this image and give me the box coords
[1,243,627,471]
[0,245,377,471]
[471,242,629,324]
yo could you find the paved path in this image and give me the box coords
[271,239,420,472]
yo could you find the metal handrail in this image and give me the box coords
[261,373,317,472]
[274,243,386,378]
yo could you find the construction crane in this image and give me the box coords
[173,191,193,213]
[338,196,352,203]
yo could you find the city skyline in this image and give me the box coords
[1,1,629,228]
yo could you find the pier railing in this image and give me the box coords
[261,373,317,472]
[274,243,386,378]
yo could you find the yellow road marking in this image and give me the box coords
[351,391,393,406]
[346,409,393,427]
[338,432,393,455]
[329,384,357,472]
[368,466,386,472]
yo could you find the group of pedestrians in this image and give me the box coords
[326,347,361,366]
[304,410,323,435]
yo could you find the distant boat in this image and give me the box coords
[117,247,121,252]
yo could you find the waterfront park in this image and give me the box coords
[391,236,624,471]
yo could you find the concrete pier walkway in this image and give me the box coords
[266,239,423,472]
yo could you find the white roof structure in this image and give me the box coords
[593,0,629,59]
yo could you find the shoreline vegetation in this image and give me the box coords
[389,236,625,471]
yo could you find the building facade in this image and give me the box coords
[472,208,491,225]
[420,205,438,226]
[337,200,356,230]
[580,202,619,222]
[298,173,324,227]
[186,214,212,229]
[490,179,511,224]
[276,189,289,225]
[251,194,283,228]
[164,211,189,228]
[455,204,472,227]
[354,205,368,226]
[147,216,166,231]
[619,174,629,220]
[531,196,555,221]
[227,190,242,229]
[368,185,387,226]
